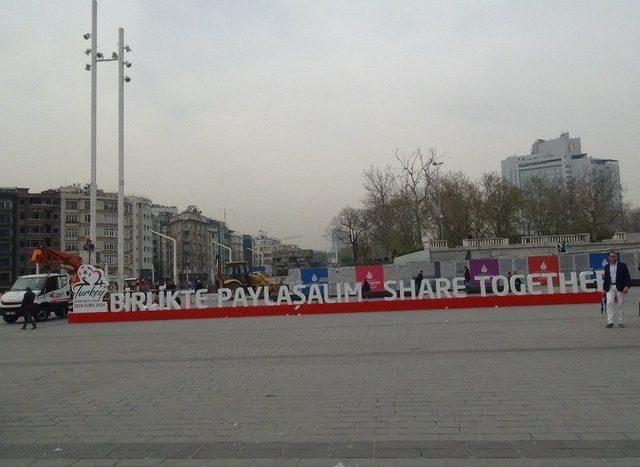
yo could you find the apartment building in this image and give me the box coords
[59,185,133,278]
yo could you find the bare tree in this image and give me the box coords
[328,207,369,263]
[519,177,567,235]
[395,147,440,247]
[435,172,480,247]
[362,165,397,257]
[574,172,624,240]
[479,172,521,239]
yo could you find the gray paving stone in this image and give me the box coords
[328,441,373,458]
[2,301,640,463]
[567,448,625,458]
[71,461,119,467]
[106,444,201,460]
[0,460,36,467]
[113,460,166,467]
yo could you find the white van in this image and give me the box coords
[0,274,71,323]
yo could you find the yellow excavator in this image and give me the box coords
[215,260,277,294]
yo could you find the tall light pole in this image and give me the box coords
[433,161,445,241]
[151,230,177,286]
[89,0,97,250]
[84,7,131,286]
[116,28,132,293]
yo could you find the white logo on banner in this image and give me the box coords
[311,274,318,282]
[540,262,547,270]
[602,259,608,267]
[72,264,109,312]
[480,265,488,273]
[366,271,374,280]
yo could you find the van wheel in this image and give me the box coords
[35,308,49,322]
[54,306,68,318]
[3,315,18,324]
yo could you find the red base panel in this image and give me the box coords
[68,292,601,324]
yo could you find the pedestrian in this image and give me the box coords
[415,270,424,295]
[463,266,471,286]
[561,241,568,254]
[362,278,371,299]
[513,271,523,293]
[20,287,37,330]
[507,271,513,293]
[603,251,631,328]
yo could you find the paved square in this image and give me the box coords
[1,295,640,466]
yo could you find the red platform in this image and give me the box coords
[68,291,601,324]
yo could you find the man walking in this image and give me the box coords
[20,287,37,330]
[603,251,631,328]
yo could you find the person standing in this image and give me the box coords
[603,251,631,328]
[20,287,37,330]
[415,270,424,295]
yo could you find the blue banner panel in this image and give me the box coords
[588,252,621,271]
[300,267,328,285]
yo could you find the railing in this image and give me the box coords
[426,240,448,249]
[612,232,626,241]
[520,233,591,245]
[462,238,509,247]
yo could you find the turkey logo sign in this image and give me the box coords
[71,264,109,312]
[355,265,385,292]
[528,256,559,285]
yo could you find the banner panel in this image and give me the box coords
[355,264,385,292]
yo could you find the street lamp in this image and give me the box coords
[247,247,264,267]
[211,240,232,262]
[84,6,132,291]
[433,161,445,241]
[150,230,177,286]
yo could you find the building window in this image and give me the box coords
[66,214,77,223]
[0,200,12,209]
[84,214,91,223]
[66,201,78,210]
[66,229,77,239]
[104,228,117,237]
[65,243,78,251]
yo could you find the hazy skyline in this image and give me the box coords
[1,0,639,249]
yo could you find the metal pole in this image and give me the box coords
[172,238,177,286]
[151,230,178,286]
[117,27,125,294]
[90,0,98,252]
[247,248,264,267]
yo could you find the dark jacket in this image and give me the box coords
[21,290,36,311]
[603,262,631,292]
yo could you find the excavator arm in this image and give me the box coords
[30,247,83,285]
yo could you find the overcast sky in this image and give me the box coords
[1,0,639,249]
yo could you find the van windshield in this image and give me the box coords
[11,277,47,291]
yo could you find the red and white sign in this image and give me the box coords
[527,255,560,285]
[355,264,385,292]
